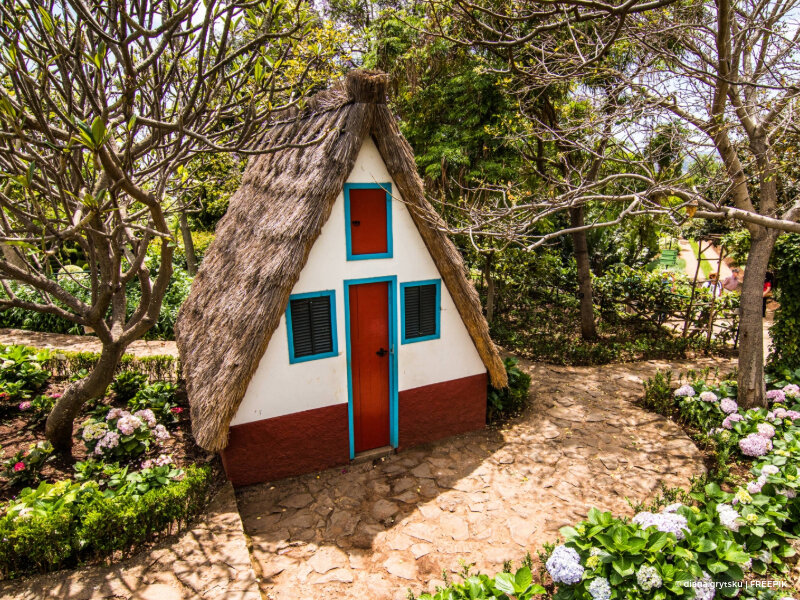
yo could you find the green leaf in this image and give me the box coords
[493,572,515,595]
[515,566,532,592]
[707,561,728,574]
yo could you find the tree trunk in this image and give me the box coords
[45,343,125,454]
[570,207,597,340]
[484,252,495,323]
[737,229,777,409]
[180,212,198,276]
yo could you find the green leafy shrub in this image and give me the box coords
[40,350,178,382]
[642,370,674,416]
[110,371,148,402]
[487,357,531,423]
[0,465,211,578]
[418,566,545,600]
[128,382,180,424]
[0,346,50,400]
[1,441,54,487]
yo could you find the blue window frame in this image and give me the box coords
[400,279,441,344]
[285,290,338,363]
[343,182,393,261]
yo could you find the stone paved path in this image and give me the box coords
[236,357,736,600]
[0,483,260,600]
[0,328,178,358]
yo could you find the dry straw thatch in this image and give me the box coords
[176,70,507,452]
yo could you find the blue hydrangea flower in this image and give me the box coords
[545,545,584,585]
[588,577,611,600]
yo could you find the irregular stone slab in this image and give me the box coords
[383,555,419,580]
[308,546,348,574]
[279,493,314,509]
[440,514,469,541]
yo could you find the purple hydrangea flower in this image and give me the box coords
[546,545,584,584]
[739,433,772,457]
[632,511,688,540]
[779,488,797,499]
[722,413,744,429]
[588,577,611,600]
[694,572,716,600]
[717,504,740,531]
[757,423,775,439]
[767,389,786,403]
[720,398,738,414]
[700,391,718,402]
[674,385,696,397]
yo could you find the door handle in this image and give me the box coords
[376,348,388,357]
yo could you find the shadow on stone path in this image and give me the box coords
[237,356,736,600]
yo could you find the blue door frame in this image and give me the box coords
[343,275,399,459]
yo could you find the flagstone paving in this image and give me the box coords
[237,356,737,600]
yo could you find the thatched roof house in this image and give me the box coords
[176,70,507,486]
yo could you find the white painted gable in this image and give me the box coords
[231,137,486,426]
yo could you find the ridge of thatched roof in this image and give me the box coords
[175,69,507,452]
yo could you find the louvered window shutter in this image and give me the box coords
[290,296,333,357]
[404,284,437,339]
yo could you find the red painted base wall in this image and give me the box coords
[222,403,350,487]
[398,373,487,450]
[221,373,487,487]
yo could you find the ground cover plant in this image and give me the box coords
[0,345,208,579]
[412,369,800,600]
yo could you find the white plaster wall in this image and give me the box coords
[231,137,487,426]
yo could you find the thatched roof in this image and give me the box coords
[175,70,507,452]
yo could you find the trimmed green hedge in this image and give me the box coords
[0,464,211,579]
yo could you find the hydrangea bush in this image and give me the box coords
[79,407,170,462]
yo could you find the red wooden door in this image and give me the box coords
[349,188,388,255]
[349,281,391,452]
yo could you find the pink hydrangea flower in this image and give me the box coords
[783,384,800,398]
[720,398,738,414]
[106,407,124,421]
[674,385,696,397]
[722,413,744,429]
[757,423,776,439]
[700,391,718,402]
[767,389,786,403]
[133,409,157,428]
[116,413,143,436]
[153,424,170,441]
[748,476,767,494]
[773,408,800,421]
[170,407,183,414]
[18,401,31,411]
[739,433,773,457]
[50,393,62,399]
[13,461,25,472]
